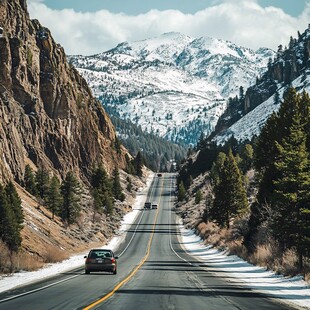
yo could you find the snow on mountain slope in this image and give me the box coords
[69,32,275,145]
[215,74,310,144]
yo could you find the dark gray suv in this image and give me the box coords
[84,249,118,274]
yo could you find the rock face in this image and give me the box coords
[0,0,126,183]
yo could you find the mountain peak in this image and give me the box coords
[70,33,275,146]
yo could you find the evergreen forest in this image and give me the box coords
[178,88,310,272]
[110,115,187,172]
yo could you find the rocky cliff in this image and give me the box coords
[0,0,126,184]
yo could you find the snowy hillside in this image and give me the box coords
[215,74,310,144]
[69,32,274,145]
[214,26,310,145]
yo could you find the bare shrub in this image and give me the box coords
[275,249,299,276]
[0,241,11,273]
[41,245,68,263]
[227,239,248,259]
[196,221,230,248]
[250,244,275,269]
[14,251,44,272]
[0,242,45,273]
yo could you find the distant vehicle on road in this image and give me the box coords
[84,249,118,274]
[151,202,158,209]
[157,173,162,177]
[144,202,152,209]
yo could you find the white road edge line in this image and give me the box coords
[168,175,193,266]
[0,273,80,303]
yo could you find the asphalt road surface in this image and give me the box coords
[0,174,295,310]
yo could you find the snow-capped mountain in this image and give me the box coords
[69,32,275,145]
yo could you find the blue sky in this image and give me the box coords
[28,0,310,55]
[33,0,307,16]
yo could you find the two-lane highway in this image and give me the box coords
[0,174,295,309]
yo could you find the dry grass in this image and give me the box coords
[249,244,275,268]
[0,242,44,273]
[305,270,310,282]
[0,241,70,274]
[41,245,69,263]
[195,221,310,283]
[197,221,229,249]
[274,249,300,276]
[0,241,11,273]
[226,239,248,258]
[15,252,44,271]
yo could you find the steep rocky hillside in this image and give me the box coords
[0,0,127,185]
[69,33,274,145]
[0,0,145,264]
[213,26,310,143]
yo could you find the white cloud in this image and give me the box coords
[27,0,310,55]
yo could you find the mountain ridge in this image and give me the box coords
[213,26,310,144]
[69,32,275,145]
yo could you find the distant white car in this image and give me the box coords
[151,202,158,209]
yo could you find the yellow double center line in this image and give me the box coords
[83,176,163,310]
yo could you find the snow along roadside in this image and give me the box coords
[178,221,310,309]
[0,172,155,294]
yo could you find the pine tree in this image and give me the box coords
[133,151,144,177]
[114,137,122,154]
[239,144,254,173]
[46,176,62,219]
[24,164,37,196]
[195,190,202,204]
[104,193,114,215]
[126,176,132,192]
[247,88,310,252]
[210,150,248,228]
[60,172,82,225]
[272,111,310,269]
[91,165,114,215]
[35,166,50,200]
[210,152,227,186]
[5,182,23,230]
[239,86,245,100]
[112,167,125,201]
[91,165,110,192]
[178,181,186,202]
[125,154,136,175]
[0,184,22,252]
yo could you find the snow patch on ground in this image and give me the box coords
[178,223,310,309]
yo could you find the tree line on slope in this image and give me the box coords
[0,160,143,261]
[23,165,127,225]
[178,88,310,272]
[110,115,187,172]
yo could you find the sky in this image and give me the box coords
[27,0,310,55]
[0,173,309,309]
